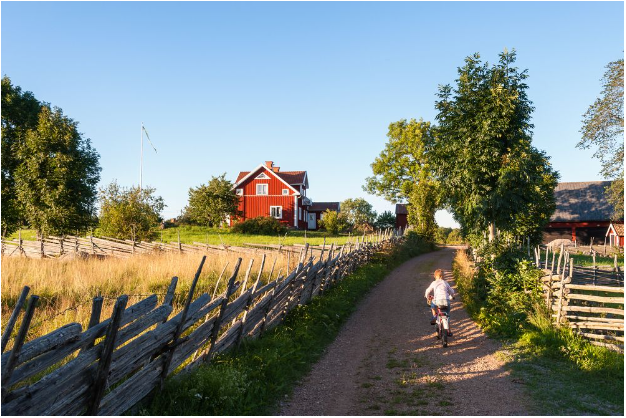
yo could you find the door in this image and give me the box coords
[308,213,316,230]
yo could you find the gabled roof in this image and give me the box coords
[395,204,408,215]
[309,202,340,212]
[232,164,307,194]
[608,222,624,237]
[551,181,615,222]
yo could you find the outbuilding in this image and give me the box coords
[606,222,624,247]
[395,204,408,230]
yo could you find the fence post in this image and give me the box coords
[593,251,597,285]
[82,296,104,352]
[86,295,127,415]
[160,256,206,385]
[1,294,38,403]
[236,255,266,347]
[1,286,30,353]
[556,259,567,327]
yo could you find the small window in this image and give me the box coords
[256,184,268,195]
[256,172,270,180]
[282,189,289,195]
[235,189,243,196]
[270,206,282,219]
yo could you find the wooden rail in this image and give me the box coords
[0,230,402,415]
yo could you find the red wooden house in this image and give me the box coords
[230,161,314,229]
[395,204,408,230]
[606,222,624,247]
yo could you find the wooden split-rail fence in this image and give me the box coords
[0,233,401,415]
[538,244,624,352]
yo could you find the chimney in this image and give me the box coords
[265,161,274,168]
[272,166,280,173]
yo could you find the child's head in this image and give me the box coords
[434,269,444,280]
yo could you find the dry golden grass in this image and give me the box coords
[1,249,296,344]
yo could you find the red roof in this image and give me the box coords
[235,169,306,185]
[309,202,340,212]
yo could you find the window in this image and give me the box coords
[299,207,302,220]
[270,206,282,219]
[235,189,243,196]
[282,189,289,195]
[255,172,269,179]
[256,184,268,195]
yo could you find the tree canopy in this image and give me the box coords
[577,58,624,219]
[340,198,377,229]
[98,181,165,241]
[183,174,240,227]
[1,76,101,237]
[433,50,558,243]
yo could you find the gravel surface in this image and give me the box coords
[277,247,529,416]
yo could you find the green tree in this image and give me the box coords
[183,174,240,227]
[340,198,377,229]
[1,77,40,235]
[318,209,349,235]
[577,59,624,219]
[364,119,441,240]
[433,50,558,243]
[374,210,396,230]
[98,181,165,241]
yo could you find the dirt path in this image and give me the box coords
[277,247,529,416]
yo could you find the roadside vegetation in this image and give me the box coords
[453,248,623,415]
[141,232,433,415]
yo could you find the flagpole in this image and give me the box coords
[140,122,143,191]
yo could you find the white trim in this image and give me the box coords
[270,206,283,219]
[255,172,270,179]
[282,188,289,195]
[299,207,302,220]
[232,164,301,195]
[294,195,298,227]
[235,188,243,196]
[256,183,268,195]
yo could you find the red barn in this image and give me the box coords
[230,161,313,229]
[395,204,408,230]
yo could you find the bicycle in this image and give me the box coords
[427,296,453,347]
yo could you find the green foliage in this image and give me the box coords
[1,76,101,237]
[230,216,287,235]
[374,210,396,230]
[435,227,464,244]
[183,174,240,227]
[433,50,559,243]
[98,181,165,241]
[318,209,349,235]
[364,119,440,240]
[340,198,377,230]
[143,233,432,416]
[578,59,624,221]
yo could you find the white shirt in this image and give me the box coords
[424,279,455,301]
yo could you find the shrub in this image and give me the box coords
[231,217,287,235]
[318,210,349,235]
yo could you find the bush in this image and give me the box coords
[318,210,349,235]
[231,217,287,235]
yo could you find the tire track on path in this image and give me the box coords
[277,247,529,416]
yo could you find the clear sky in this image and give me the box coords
[2,1,624,226]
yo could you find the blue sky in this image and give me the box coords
[2,1,624,227]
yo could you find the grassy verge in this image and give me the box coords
[453,250,624,415]
[140,233,433,415]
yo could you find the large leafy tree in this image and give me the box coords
[340,198,377,229]
[183,174,240,227]
[433,50,558,243]
[577,58,624,219]
[364,119,441,239]
[98,181,165,241]
[374,210,396,230]
[1,77,101,237]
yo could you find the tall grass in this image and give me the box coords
[1,249,291,344]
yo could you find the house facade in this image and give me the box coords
[308,202,341,230]
[543,181,617,245]
[230,161,339,230]
[606,222,624,247]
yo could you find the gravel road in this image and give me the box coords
[277,247,529,416]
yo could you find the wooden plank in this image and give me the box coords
[589,340,624,352]
[169,317,217,373]
[553,305,624,316]
[1,286,30,353]
[221,289,252,325]
[575,332,624,342]
[557,315,624,324]
[569,322,624,331]
[567,293,624,304]
[2,323,82,367]
[565,284,624,293]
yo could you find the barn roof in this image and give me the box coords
[551,181,614,222]
[309,202,340,212]
[396,204,408,215]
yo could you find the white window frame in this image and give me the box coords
[270,206,283,219]
[282,189,289,195]
[255,172,269,180]
[256,184,268,195]
[235,188,243,196]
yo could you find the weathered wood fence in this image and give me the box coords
[539,245,624,352]
[1,232,401,415]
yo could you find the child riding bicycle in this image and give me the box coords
[424,269,455,336]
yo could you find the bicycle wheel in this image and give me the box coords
[442,330,448,347]
[436,321,441,339]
